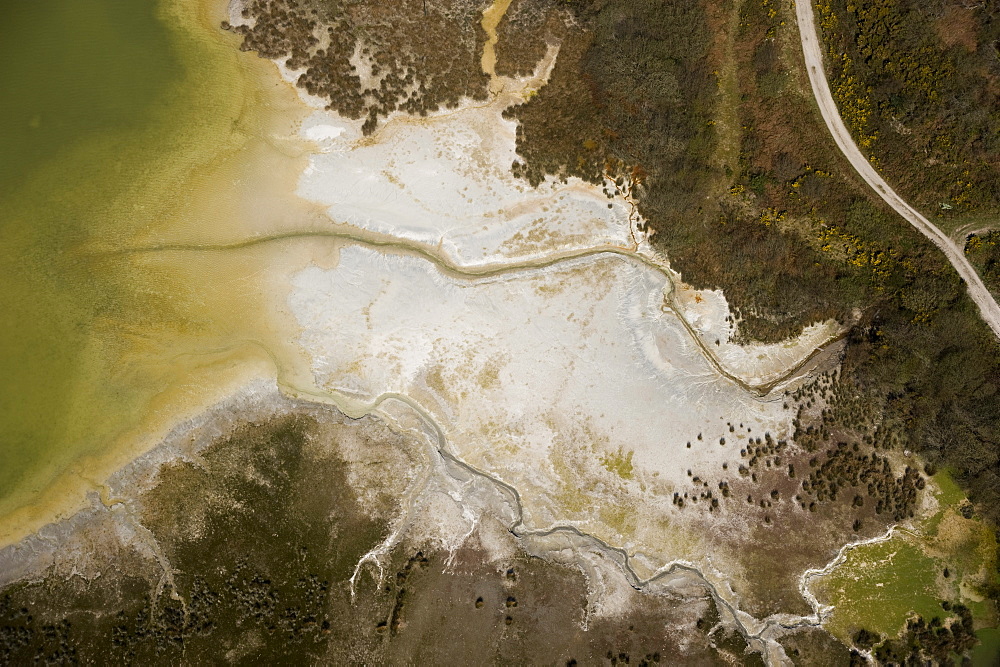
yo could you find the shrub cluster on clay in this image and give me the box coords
[227,0,491,134]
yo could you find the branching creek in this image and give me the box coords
[90,223,871,666]
[72,3,866,660]
[215,341,901,667]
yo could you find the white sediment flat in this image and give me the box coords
[271,27,849,629]
[297,103,637,268]
[293,79,841,388]
[290,245,793,541]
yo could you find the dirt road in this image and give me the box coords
[795,0,1000,340]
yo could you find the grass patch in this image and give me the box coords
[819,537,942,640]
[817,467,998,653]
[972,627,1000,667]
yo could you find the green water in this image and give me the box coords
[0,0,179,194]
[0,0,254,520]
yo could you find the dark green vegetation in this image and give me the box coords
[966,231,1000,299]
[502,0,719,229]
[503,0,853,341]
[493,0,563,77]
[0,410,766,664]
[229,0,491,135]
[816,0,1000,227]
[505,0,1000,591]
[501,0,984,346]
[853,604,978,665]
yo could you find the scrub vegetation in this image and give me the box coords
[0,414,396,664]
[869,606,978,666]
[228,0,491,135]
[839,583,980,664]
[815,0,1000,230]
[0,411,761,665]
[966,231,1000,299]
[505,0,1000,583]
[492,0,564,77]
[500,0,1000,654]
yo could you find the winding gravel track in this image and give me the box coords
[795,0,1000,340]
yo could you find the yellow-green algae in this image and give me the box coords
[600,447,635,480]
[814,470,998,642]
[0,0,310,543]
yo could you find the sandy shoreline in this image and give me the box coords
[0,378,284,587]
[0,0,316,550]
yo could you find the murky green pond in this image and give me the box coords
[0,0,180,192]
[0,0,268,530]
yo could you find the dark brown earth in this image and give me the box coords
[0,406,776,664]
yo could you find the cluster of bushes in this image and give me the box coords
[800,443,923,524]
[817,0,1000,222]
[853,603,977,665]
[493,0,565,77]
[505,0,718,210]
[229,0,491,134]
[966,231,1000,298]
[505,0,917,341]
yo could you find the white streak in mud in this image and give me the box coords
[120,507,187,611]
[349,529,394,601]
[303,124,345,143]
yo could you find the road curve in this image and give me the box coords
[795,0,1000,340]
[950,223,998,246]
